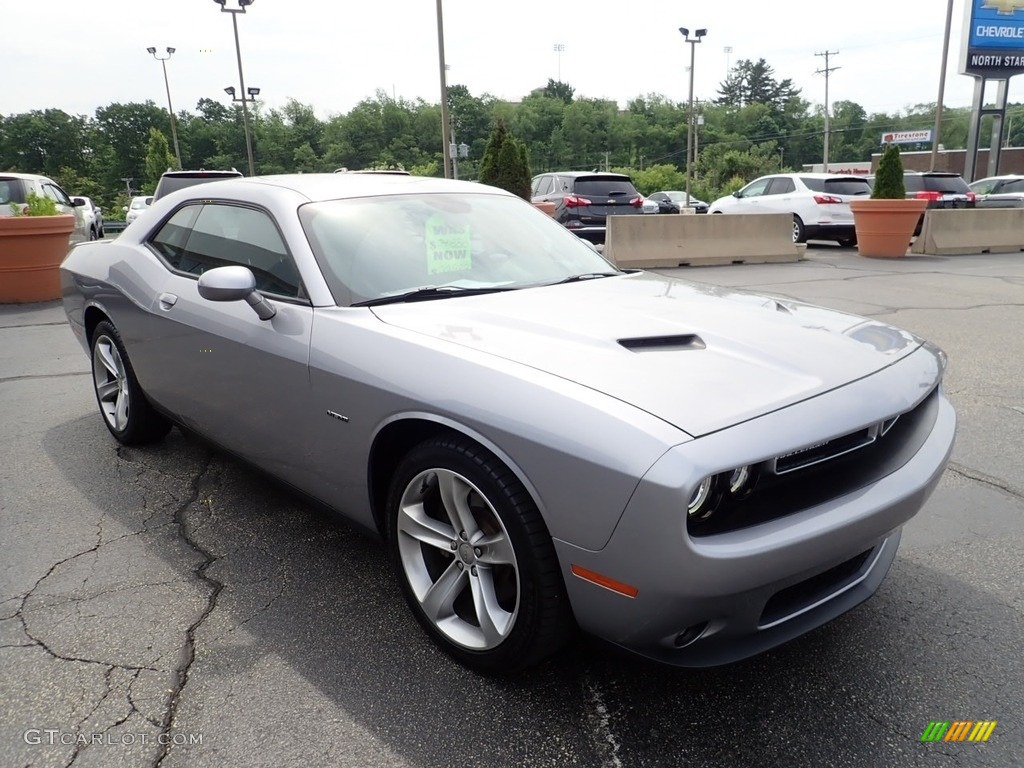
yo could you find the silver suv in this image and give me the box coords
[0,172,89,244]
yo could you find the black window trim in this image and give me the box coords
[144,199,313,307]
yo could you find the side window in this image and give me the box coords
[182,204,303,298]
[150,205,202,270]
[533,175,554,196]
[766,178,796,195]
[1001,179,1024,194]
[739,178,771,198]
[42,183,70,206]
[971,180,996,195]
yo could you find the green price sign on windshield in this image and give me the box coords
[425,214,472,275]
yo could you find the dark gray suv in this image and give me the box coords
[153,169,243,201]
[530,171,644,243]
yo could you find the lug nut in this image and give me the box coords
[470,565,477,576]
[450,541,457,550]
[474,547,482,557]
[459,530,467,540]
[456,562,464,571]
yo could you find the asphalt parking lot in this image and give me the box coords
[2,244,1022,768]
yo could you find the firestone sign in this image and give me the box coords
[961,0,1024,76]
[881,130,933,145]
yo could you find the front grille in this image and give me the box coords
[688,386,939,537]
[759,548,874,627]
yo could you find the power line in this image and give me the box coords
[815,50,840,172]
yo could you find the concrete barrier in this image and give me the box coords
[911,208,1024,255]
[604,213,804,268]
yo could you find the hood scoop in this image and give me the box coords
[618,333,706,351]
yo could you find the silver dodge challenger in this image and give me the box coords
[60,174,956,674]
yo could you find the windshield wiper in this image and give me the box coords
[549,272,621,285]
[353,285,516,307]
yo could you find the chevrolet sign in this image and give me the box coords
[962,0,1024,76]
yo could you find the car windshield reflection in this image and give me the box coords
[299,193,619,307]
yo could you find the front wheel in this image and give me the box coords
[838,237,857,248]
[387,435,572,674]
[90,320,171,445]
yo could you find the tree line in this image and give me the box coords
[1,58,1011,218]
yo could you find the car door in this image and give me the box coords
[129,202,316,481]
[730,177,772,212]
[42,180,89,244]
[755,176,797,216]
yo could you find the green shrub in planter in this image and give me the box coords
[872,143,906,200]
[9,192,60,217]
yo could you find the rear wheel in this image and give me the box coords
[387,435,572,674]
[838,237,857,247]
[792,215,806,243]
[90,321,171,445]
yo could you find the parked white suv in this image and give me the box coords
[708,173,871,245]
[0,172,89,244]
[72,196,104,239]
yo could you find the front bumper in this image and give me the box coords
[555,354,956,667]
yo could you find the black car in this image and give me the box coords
[644,191,710,215]
[902,172,976,210]
[530,172,644,243]
[153,169,244,201]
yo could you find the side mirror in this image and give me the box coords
[122,206,129,212]
[145,197,154,205]
[732,191,741,198]
[71,198,85,207]
[197,266,276,320]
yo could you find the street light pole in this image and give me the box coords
[436,0,452,179]
[214,0,256,177]
[930,0,954,171]
[147,47,182,169]
[679,28,706,209]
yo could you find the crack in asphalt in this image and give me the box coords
[0,371,90,386]
[0,320,70,329]
[9,521,161,672]
[582,671,624,768]
[947,462,1024,502]
[153,452,221,768]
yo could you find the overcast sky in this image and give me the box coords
[5,0,1016,126]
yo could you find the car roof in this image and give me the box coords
[782,172,869,180]
[0,172,51,181]
[156,173,510,205]
[536,171,632,179]
[160,169,243,178]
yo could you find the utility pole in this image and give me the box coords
[815,51,840,173]
[930,0,954,170]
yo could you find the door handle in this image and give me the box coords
[158,292,178,310]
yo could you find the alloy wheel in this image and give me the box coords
[92,335,129,432]
[396,468,520,650]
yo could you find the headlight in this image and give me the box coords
[727,465,756,498]
[687,476,717,520]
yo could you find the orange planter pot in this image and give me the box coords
[0,215,75,303]
[533,201,557,217]
[849,199,928,259]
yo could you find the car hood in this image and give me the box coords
[370,272,922,436]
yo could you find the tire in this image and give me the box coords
[89,227,99,241]
[838,237,857,247]
[90,320,171,445]
[386,435,573,674]
[792,215,806,244]
[98,227,105,239]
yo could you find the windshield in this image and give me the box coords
[299,193,619,306]
[131,198,150,210]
